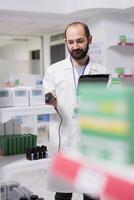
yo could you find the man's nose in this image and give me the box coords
[73,42,79,49]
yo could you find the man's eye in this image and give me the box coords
[77,40,84,43]
[68,41,73,45]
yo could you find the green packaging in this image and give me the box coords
[20,135,25,154]
[12,135,17,155]
[7,135,13,155]
[0,136,8,155]
[24,134,29,153]
[16,134,21,154]
[78,83,134,164]
[32,134,37,147]
[28,134,33,149]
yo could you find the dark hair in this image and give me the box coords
[64,22,90,39]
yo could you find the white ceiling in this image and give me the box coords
[0,7,134,35]
[0,6,133,46]
[0,10,79,46]
[0,7,100,37]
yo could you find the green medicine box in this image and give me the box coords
[115,67,125,75]
[78,83,134,164]
[0,136,8,156]
[0,134,37,156]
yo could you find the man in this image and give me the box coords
[43,22,109,200]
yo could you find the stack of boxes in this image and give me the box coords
[0,87,45,108]
[0,133,37,156]
[0,86,45,156]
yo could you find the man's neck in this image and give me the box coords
[71,55,89,67]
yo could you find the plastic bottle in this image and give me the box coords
[41,145,48,158]
[35,146,40,159]
[26,148,32,160]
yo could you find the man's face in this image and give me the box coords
[65,25,92,60]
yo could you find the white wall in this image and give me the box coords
[103,14,134,74]
[85,16,107,66]
[42,34,51,72]
[124,0,134,8]
[86,13,134,75]
[0,38,41,60]
[0,37,41,85]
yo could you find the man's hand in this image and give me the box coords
[45,92,57,108]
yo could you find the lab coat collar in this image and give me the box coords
[84,63,98,74]
[65,56,72,69]
[65,55,91,73]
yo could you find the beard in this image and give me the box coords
[68,44,89,60]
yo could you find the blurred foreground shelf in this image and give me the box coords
[51,151,134,200]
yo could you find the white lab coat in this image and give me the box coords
[43,56,110,192]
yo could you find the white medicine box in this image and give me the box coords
[0,88,12,107]
[12,87,29,107]
[29,87,45,106]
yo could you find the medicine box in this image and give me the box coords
[78,83,134,164]
[0,88,12,107]
[29,87,45,106]
[12,87,29,107]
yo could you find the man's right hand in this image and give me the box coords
[45,92,57,108]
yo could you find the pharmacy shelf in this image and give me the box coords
[0,105,54,182]
[1,155,52,181]
[51,151,134,200]
[108,44,134,49]
[0,105,55,123]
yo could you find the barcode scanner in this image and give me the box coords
[45,92,56,104]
